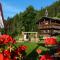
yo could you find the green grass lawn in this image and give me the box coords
[13,41,49,60]
[13,35,60,60]
[14,41,48,56]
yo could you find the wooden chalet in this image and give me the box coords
[36,17,60,36]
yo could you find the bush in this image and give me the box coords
[39,36,43,41]
[56,35,60,42]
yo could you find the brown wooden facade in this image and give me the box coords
[36,17,60,36]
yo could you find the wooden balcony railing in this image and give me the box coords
[38,23,60,29]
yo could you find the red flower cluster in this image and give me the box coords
[0,53,10,60]
[9,45,27,60]
[36,49,42,54]
[4,57,10,60]
[0,53,3,60]
[19,45,27,51]
[15,45,27,55]
[0,34,27,60]
[3,50,10,57]
[56,48,60,53]
[44,37,57,45]
[0,34,16,44]
[39,53,54,60]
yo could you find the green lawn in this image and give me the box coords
[14,41,48,56]
[13,35,60,60]
[14,37,56,60]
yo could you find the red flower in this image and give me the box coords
[15,48,20,55]
[44,37,57,45]
[36,49,42,54]
[13,56,17,60]
[0,37,4,44]
[3,57,10,60]
[19,45,27,51]
[57,48,60,53]
[0,53,3,60]
[15,45,27,55]
[3,50,10,57]
[3,39,9,44]
[0,34,16,44]
[39,54,54,60]
[12,39,16,44]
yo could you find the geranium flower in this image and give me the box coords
[44,37,57,45]
[3,39,9,44]
[15,48,20,55]
[15,45,27,55]
[3,50,10,57]
[13,56,17,60]
[39,53,54,60]
[57,48,60,53]
[12,39,16,44]
[36,49,42,54]
[0,53,3,60]
[19,45,27,51]
[3,56,10,60]
[0,37,4,44]
[0,34,16,44]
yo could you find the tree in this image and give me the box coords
[56,13,60,18]
[22,6,37,32]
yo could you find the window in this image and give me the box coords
[44,30,49,33]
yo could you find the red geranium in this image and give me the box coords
[44,37,57,45]
[39,53,54,60]
[0,34,16,44]
[13,56,17,60]
[3,56,10,60]
[36,49,42,54]
[0,37,4,44]
[3,50,10,57]
[19,45,27,51]
[57,48,60,53]
[15,45,27,55]
[15,48,20,55]
[12,39,16,44]
[0,53,3,60]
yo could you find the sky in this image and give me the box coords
[0,0,57,19]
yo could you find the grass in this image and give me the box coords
[13,38,53,60]
[13,35,60,60]
[13,35,50,60]
[14,42,37,55]
[14,41,48,56]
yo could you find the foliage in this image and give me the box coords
[39,36,43,41]
[56,35,60,42]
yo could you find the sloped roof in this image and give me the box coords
[36,16,60,24]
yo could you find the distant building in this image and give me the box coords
[36,17,60,36]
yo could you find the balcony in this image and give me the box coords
[38,23,60,30]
